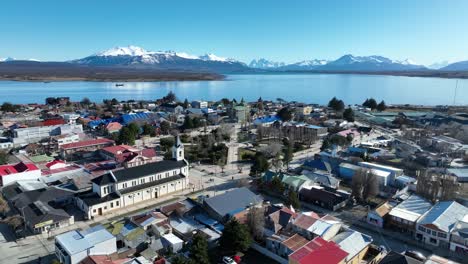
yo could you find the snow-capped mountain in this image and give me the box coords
[277,59,329,70]
[249,59,286,69]
[0,57,39,63]
[72,46,247,73]
[318,54,426,71]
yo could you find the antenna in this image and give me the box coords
[453,79,459,105]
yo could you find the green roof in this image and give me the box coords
[29,154,54,163]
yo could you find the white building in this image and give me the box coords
[12,124,83,146]
[76,136,189,219]
[0,162,41,186]
[191,100,208,109]
[450,215,468,253]
[55,225,117,264]
[416,201,468,248]
[358,162,403,185]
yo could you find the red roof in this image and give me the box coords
[45,160,65,169]
[101,145,136,155]
[0,162,39,176]
[289,237,348,264]
[42,118,65,126]
[106,122,122,131]
[61,138,114,150]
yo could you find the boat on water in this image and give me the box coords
[115,83,124,87]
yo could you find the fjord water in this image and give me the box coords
[0,74,467,105]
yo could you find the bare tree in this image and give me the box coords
[416,170,460,202]
[271,153,283,173]
[247,206,265,241]
[3,215,23,231]
[352,168,379,202]
[218,124,235,141]
[259,143,282,158]
[0,195,10,215]
[237,178,250,188]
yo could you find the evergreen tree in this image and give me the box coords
[160,121,171,134]
[128,123,140,136]
[328,97,345,112]
[219,218,252,255]
[271,176,285,193]
[320,139,331,151]
[377,100,387,111]
[183,116,194,130]
[343,107,355,122]
[287,190,301,209]
[183,98,190,109]
[282,143,294,169]
[277,107,293,121]
[367,98,378,110]
[142,123,155,136]
[250,152,270,176]
[188,233,210,264]
[118,126,136,145]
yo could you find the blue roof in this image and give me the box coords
[306,124,324,129]
[122,112,156,125]
[303,159,330,171]
[254,115,281,124]
[194,213,219,226]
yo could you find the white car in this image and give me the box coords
[222,256,236,264]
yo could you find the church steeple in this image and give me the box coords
[172,135,184,161]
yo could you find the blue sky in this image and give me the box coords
[1,0,468,65]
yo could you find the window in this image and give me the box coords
[116,201,119,206]
[93,209,96,213]
[426,229,431,234]
[110,202,113,208]
[418,226,426,232]
[430,238,437,244]
[438,232,447,238]
[432,231,437,236]
[104,206,107,210]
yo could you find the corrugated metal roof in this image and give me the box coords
[418,201,468,232]
[389,195,432,222]
[333,230,372,262]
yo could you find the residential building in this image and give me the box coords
[288,236,348,264]
[358,162,404,185]
[332,230,372,264]
[299,186,348,211]
[0,162,41,186]
[378,251,423,264]
[415,201,468,247]
[105,122,122,134]
[100,145,157,168]
[266,233,309,259]
[388,195,432,235]
[60,138,115,160]
[12,124,83,146]
[450,215,468,253]
[191,100,208,109]
[367,202,393,228]
[203,187,263,221]
[161,233,184,253]
[295,105,313,116]
[55,225,117,264]
[76,136,189,219]
[266,206,297,234]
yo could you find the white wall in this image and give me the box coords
[2,169,41,186]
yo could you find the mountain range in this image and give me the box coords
[2,45,468,73]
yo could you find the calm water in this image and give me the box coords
[0,74,467,105]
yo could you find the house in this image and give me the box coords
[3,185,75,234]
[288,236,348,264]
[191,100,208,109]
[305,216,342,241]
[449,215,468,253]
[295,105,313,116]
[76,136,189,219]
[161,233,184,253]
[100,145,157,168]
[266,233,309,259]
[55,225,117,264]
[415,201,468,248]
[60,138,115,160]
[332,230,372,264]
[367,202,393,228]
[266,206,298,234]
[203,187,263,221]
[104,220,147,250]
[105,122,123,134]
[299,186,348,211]
[0,162,41,186]
[291,213,320,239]
[302,170,340,189]
[358,162,403,184]
[388,195,432,235]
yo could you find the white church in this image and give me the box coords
[76,136,189,219]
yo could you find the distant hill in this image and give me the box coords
[441,60,468,71]
[0,61,223,81]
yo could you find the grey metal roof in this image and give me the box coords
[332,230,372,262]
[418,201,468,232]
[203,187,262,218]
[56,225,115,255]
[389,195,432,222]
